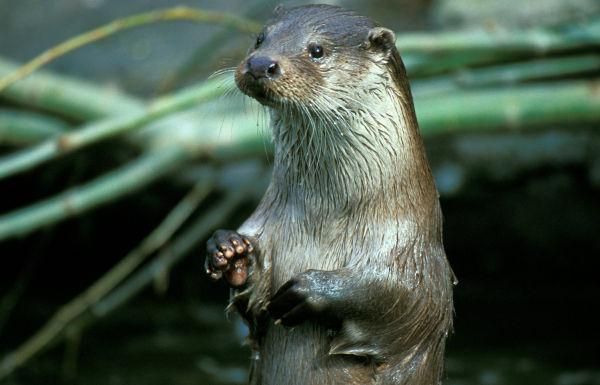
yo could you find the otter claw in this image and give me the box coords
[268,270,335,327]
[206,229,254,288]
[209,270,223,280]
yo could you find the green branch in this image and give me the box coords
[0,75,230,180]
[0,109,68,145]
[0,7,259,93]
[399,19,600,54]
[416,80,600,134]
[400,19,600,76]
[413,54,600,96]
[0,146,188,241]
[0,58,143,121]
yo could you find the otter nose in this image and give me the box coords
[246,56,280,80]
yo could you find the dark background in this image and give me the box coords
[1,1,599,384]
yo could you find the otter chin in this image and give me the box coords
[207,4,454,385]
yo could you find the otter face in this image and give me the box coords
[235,4,398,111]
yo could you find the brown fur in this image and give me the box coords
[218,5,454,385]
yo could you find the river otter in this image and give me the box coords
[206,4,454,385]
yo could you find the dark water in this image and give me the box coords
[3,295,599,385]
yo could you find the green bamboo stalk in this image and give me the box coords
[0,58,143,121]
[413,54,600,96]
[0,109,68,145]
[398,18,600,54]
[0,146,187,241]
[404,50,507,77]
[453,55,600,86]
[400,19,600,76]
[0,7,260,93]
[0,75,231,180]
[416,80,600,134]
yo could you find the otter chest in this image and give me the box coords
[262,215,351,286]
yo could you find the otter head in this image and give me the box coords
[235,4,404,112]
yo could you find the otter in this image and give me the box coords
[205,4,454,385]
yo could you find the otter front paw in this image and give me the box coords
[205,230,254,288]
[267,270,338,327]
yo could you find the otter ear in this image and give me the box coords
[365,27,396,57]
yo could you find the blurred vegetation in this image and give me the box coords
[0,2,599,385]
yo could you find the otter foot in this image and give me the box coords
[268,270,338,327]
[206,230,254,288]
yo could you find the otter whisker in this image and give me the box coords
[208,66,237,79]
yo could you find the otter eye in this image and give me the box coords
[255,32,265,49]
[308,43,324,60]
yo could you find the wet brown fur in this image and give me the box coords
[230,4,454,385]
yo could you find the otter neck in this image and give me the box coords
[269,88,438,223]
